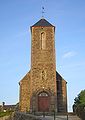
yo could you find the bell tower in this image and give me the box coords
[30,19,57,112]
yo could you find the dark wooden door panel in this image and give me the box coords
[38,96,49,112]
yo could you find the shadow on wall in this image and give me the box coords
[56,72,67,113]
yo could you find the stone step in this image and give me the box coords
[40,115,81,120]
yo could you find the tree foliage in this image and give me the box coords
[73,90,85,120]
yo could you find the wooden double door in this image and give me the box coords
[38,92,49,112]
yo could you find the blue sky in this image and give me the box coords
[0,0,85,112]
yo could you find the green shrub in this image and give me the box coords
[73,90,85,120]
[0,111,13,117]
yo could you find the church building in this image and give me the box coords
[19,18,67,113]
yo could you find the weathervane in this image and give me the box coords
[42,6,45,18]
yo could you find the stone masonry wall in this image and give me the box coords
[12,112,41,120]
[30,26,57,111]
[56,72,67,113]
[19,72,30,112]
[31,27,57,95]
[62,79,67,112]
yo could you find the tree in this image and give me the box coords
[73,90,85,120]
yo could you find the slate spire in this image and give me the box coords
[31,18,54,27]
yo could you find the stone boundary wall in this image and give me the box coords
[0,116,9,120]
[12,112,42,120]
[0,116,10,120]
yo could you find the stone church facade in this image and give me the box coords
[19,19,67,113]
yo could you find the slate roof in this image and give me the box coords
[3,105,16,109]
[31,18,54,27]
[56,71,67,83]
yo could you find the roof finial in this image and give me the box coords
[42,6,45,18]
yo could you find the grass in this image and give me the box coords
[0,111,13,117]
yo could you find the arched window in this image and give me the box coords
[38,92,48,96]
[41,32,46,49]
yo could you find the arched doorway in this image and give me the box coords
[38,92,49,112]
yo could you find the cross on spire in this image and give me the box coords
[42,6,45,18]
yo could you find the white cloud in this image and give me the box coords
[62,51,77,59]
